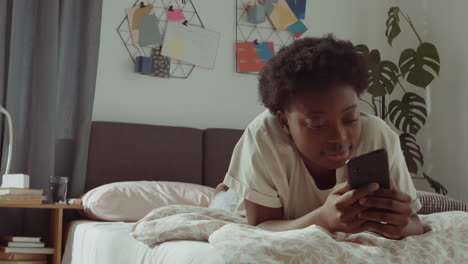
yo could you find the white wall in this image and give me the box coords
[93,0,467,202]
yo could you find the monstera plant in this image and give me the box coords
[356,7,447,194]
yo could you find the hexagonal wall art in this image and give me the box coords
[117,0,205,79]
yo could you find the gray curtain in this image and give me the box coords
[0,0,102,237]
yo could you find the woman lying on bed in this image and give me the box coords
[223,34,424,240]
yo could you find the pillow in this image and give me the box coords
[208,188,240,212]
[81,181,216,222]
[417,191,468,214]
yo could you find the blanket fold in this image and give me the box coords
[131,205,247,246]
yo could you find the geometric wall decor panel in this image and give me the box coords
[118,0,204,78]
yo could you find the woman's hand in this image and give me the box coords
[358,182,424,239]
[318,182,379,233]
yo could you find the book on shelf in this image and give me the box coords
[0,252,47,261]
[0,188,45,205]
[0,242,44,248]
[0,199,44,205]
[0,260,47,264]
[0,237,41,243]
[0,195,46,200]
[0,247,53,255]
[0,189,43,196]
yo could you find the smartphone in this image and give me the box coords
[346,148,390,189]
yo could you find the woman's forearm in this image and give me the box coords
[257,207,328,232]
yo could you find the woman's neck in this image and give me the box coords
[303,159,337,190]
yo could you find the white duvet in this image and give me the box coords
[132,205,468,264]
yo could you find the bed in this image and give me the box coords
[62,121,468,264]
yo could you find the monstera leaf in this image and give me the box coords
[399,42,440,88]
[355,44,399,97]
[423,173,448,195]
[389,92,427,134]
[385,7,401,46]
[400,133,423,174]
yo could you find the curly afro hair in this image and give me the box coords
[258,34,368,113]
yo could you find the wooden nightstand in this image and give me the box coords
[0,203,84,264]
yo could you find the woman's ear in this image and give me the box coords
[276,111,291,136]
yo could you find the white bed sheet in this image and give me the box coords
[62,220,224,264]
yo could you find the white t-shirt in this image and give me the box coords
[224,110,422,220]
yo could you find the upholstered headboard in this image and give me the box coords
[202,128,244,188]
[84,122,243,192]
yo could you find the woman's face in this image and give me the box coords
[277,84,362,175]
